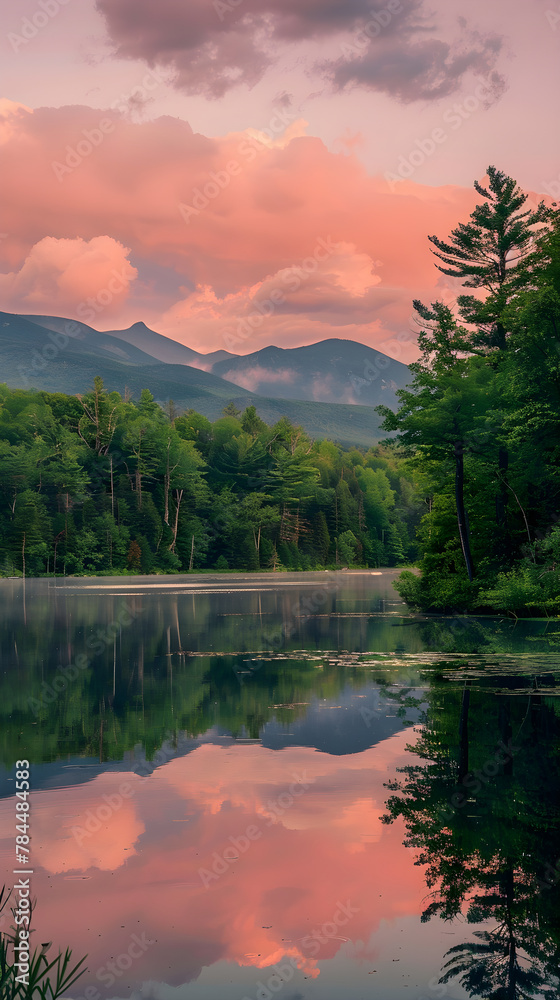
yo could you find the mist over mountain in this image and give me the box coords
[211,339,410,407]
[2,312,411,446]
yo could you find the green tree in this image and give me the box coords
[239,493,280,563]
[241,405,267,436]
[427,166,552,351]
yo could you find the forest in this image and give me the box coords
[1,166,560,617]
[0,381,421,578]
[379,166,560,616]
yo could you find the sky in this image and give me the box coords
[1,0,559,362]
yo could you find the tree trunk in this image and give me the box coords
[496,446,509,526]
[170,489,183,553]
[454,441,475,581]
[458,682,470,782]
[164,438,170,525]
[189,534,195,571]
[499,700,513,777]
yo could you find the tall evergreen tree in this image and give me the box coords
[412,169,556,569]
[427,166,552,351]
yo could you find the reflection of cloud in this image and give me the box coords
[220,366,296,391]
[2,737,427,990]
[27,774,145,873]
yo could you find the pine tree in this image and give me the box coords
[418,168,555,562]
[313,510,330,564]
[427,166,552,350]
[385,524,404,567]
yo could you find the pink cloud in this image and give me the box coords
[0,773,144,874]
[0,235,137,317]
[0,101,486,360]
[0,738,427,989]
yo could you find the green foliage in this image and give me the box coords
[337,529,358,566]
[0,887,86,999]
[382,673,560,998]
[0,380,418,576]
[478,527,560,614]
[380,166,560,615]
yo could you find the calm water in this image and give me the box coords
[1,571,560,1000]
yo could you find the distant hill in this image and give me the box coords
[24,315,235,369]
[2,312,408,447]
[212,339,410,409]
[23,316,202,365]
[23,315,409,409]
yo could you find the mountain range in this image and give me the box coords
[0,312,411,447]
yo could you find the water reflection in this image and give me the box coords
[383,668,560,998]
[1,572,559,999]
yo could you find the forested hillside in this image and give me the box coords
[380,167,560,616]
[0,384,421,576]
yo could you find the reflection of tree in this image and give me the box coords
[2,582,435,765]
[3,587,408,764]
[383,675,560,999]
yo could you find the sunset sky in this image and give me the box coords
[1,0,559,361]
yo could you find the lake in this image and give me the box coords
[1,570,560,1000]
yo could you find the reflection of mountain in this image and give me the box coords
[383,669,560,999]
[1,575,429,776]
[0,682,422,800]
[260,683,421,754]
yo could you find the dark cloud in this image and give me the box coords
[328,10,507,104]
[95,0,505,102]
[327,31,507,103]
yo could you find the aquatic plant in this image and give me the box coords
[0,887,87,999]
